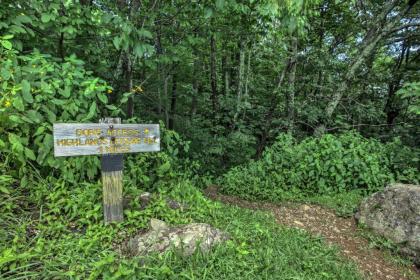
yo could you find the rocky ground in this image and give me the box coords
[204,185,420,280]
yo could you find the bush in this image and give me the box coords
[220,132,419,200]
[0,41,119,185]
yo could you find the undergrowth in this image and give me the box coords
[0,177,363,279]
[220,132,419,209]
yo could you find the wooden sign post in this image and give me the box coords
[53,118,160,223]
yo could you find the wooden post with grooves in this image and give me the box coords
[101,117,124,223]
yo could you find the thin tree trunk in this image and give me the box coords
[286,37,297,134]
[126,52,134,118]
[221,43,230,95]
[242,48,252,119]
[210,34,218,115]
[233,40,245,126]
[191,58,200,117]
[155,15,163,116]
[58,32,65,62]
[164,74,170,127]
[169,71,177,130]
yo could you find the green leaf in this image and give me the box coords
[9,115,23,124]
[26,110,43,123]
[112,36,121,50]
[25,148,36,160]
[1,68,11,80]
[1,40,12,50]
[204,8,213,18]
[216,0,225,9]
[105,104,118,110]
[45,109,56,123]
[34,126,45,136]
[13,97,24,111]
[134,44,145,58]
[2,34,13,40]
[21,80,33,103]
[8,133,24,153]
[0,186,10,194]
[138,29,153,39]
[157,161,171,175]
[60,86,71,98]
[98,93,108,104]
[85,102,97,120]
[41,13,53,23]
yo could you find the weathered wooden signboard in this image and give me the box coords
[53,118,160,224]
[53,123,160,157]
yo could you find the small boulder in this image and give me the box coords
[355,183,420,265]
[139,192,152,209]
[127,219,229,257]
[166,199,188,210]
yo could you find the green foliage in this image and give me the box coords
[0,179,362,279]
[396,81,420,115]
[0,39,118,184]
[1,0,419,278]
[301,191,364,217]
[221,132,419,201]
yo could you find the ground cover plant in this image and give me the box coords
[0,177,363,279]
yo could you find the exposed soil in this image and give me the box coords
[203,185,420,280]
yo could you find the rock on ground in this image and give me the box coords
[355,183,420,265]
[127,219,229,256]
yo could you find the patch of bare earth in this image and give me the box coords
[204,185,420,280]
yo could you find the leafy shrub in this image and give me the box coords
[0,39,197,193]
[0,38,119,185]
[221,132,419,200]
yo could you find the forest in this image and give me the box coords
[0,0,419,279]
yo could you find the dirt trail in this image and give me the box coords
[204,186,419,280]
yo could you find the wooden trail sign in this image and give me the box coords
[53,123,160,156]
[53,118,160,223]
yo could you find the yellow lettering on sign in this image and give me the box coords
[104,145,131,154]
[143,137,156,144]
[76,129,101,137]
[107,129,140,136]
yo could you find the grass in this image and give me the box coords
[0,179,363,279]
[298,190,364,217]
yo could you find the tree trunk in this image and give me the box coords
[233,40,245,126]
[384,41,408,127]
[169,71,177,130]
[191,58,200,117]
[286,37,297,134]
[221,43,230,95]
[125,52,134,118]
[242,48,252,120]
[164,73,170,127]
[210,34,218,116]
[256,59,289,157]
[314,0,408,135]
[155,16,163,116]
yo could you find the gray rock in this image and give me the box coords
[127,219,229,257]
[139,192,152,209]
[166,199,188,210]
[150,218,168,231]
[355,183,420,265]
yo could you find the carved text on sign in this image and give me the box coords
[53,123,160,157]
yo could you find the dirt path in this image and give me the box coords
[204,186,419,280]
